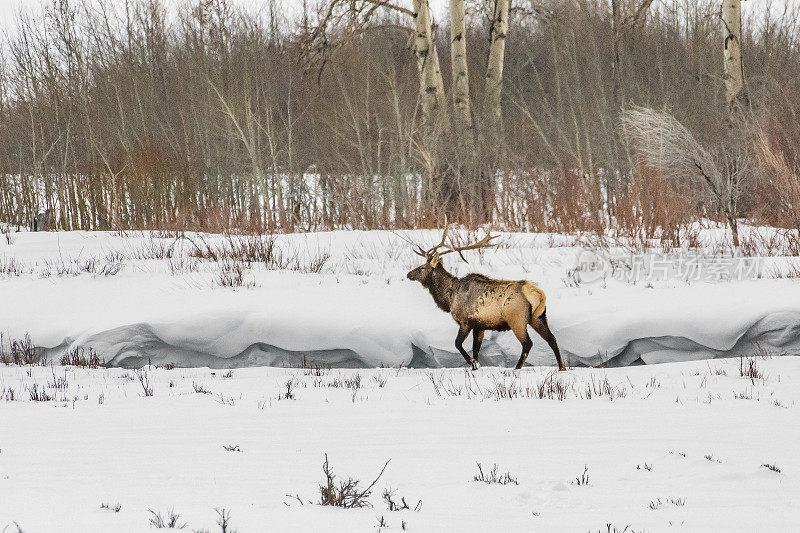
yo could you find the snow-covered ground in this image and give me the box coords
[2,226,799,531]
[1,226,799,368]
[1,358,798,531]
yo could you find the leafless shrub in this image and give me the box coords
[344,374,362,390]
[473,463,519,486]
[134,237,176,260]
[28,384,52,401]
[327,373,362,390]
[571,465,590,486]
[645,376,661,388]
[216,393,236,406]
[739,354,763,384]
[8,333,41,366]
[769,261,800,279]
[222,445,241,452]
[99,261,124,276]
[279,378,296,400]
[637,463,653,472]
[621,106,752,247]
[0,334,8,365]
[382,489,422,512]
[167,254,199,275]
[593,525,640,533]
[192,381,211,394]
[0,256,27,277]
[48,367,69,391]
[755,108,800,230]
[60,347,103,368]
[135,369,153,397]
[2,387,17,401]
[733,388,756,400]
[100,502,122,512]
[301,251,330,274]
[216,259,254,288]
[704,454,722,464]
[648,497,686,510]
[761,463,781,473]
[192,234,277,264]
[302,365,328,377]
[221,370,233,379]
[318,454,391,509]
[215,508,235,533]
[147,508,186,529]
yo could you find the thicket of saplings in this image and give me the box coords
[0,0,798,250]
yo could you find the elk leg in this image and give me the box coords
[455,324,478,370]
[472,329,485,365]
[510,318,533,370]
[531,309,565,371]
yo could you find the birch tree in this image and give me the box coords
[413,0,446,130]
[306,0,513,220]
[449,0,473,144]
[483,0,510,137]
[721,0,746,112]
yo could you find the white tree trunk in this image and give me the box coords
[450,0,473,137]
[483,0,510,133]
[722,0,745,110]
[412,0,445,128]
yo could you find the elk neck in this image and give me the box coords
[425,263,457,313]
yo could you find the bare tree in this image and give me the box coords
[611,0,656,109]
[621,106,751,247]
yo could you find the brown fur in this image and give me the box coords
[407,260,565,371]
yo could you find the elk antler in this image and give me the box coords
[412,216,451,260]
[428,216,451,257]
[407,216,497,263]
[439,231,500,262]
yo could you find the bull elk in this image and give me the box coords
[406,224,565,371]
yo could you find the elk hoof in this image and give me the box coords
[470,359,480,371]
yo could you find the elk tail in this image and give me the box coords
[521,282,547,319]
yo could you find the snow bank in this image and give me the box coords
[1,229,799,368]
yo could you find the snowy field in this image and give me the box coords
[1,358,798,531]
[1,226,800,368]
[2,226,800,531]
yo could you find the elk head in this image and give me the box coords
[406,220,498,285]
